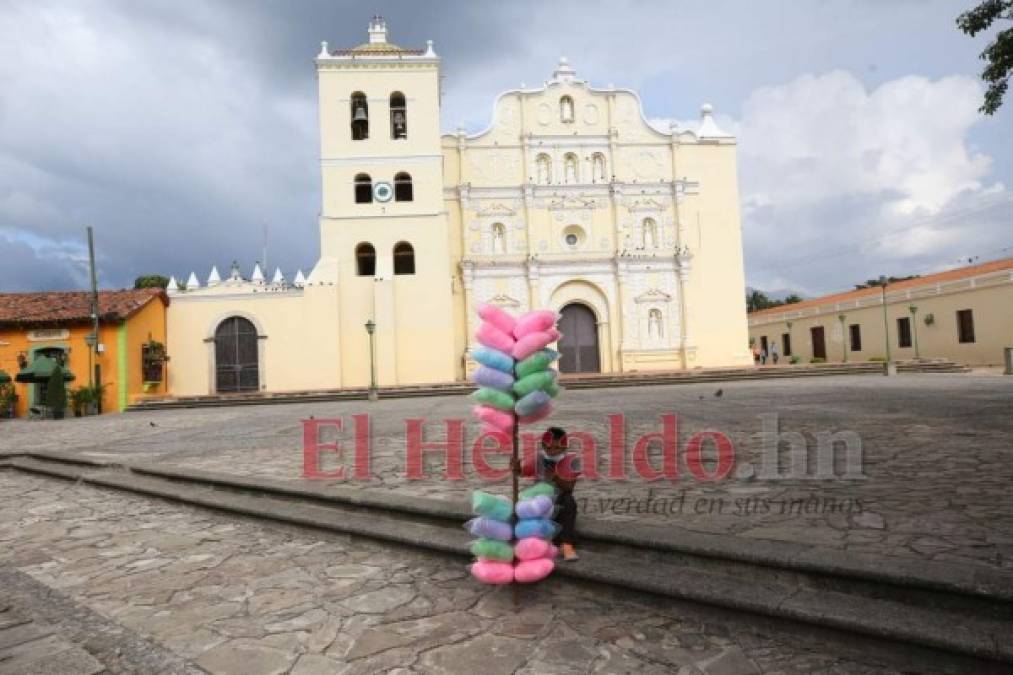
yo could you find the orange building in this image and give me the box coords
[0,289,168,418]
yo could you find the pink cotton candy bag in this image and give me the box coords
[513,331,556,360]
[514,558,555,583]
[513,310,557,338]
[473,405,513,431]
[471,560,515,585]
[477,303,517,336]
[476,323,516,352]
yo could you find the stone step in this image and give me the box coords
[4,453,1011,667]
[126,363,890,411]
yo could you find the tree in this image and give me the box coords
[854,275,919,290]
[784,294,803,304]
[746,290,782,312]
[134,275,170,289]
[46,365,67,419]
[957,1,1013,114]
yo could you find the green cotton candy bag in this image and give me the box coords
[472,387,516,412]
[519,482,557,500]
[515,350,556,379]
[544,381,562,398]
[470,538,514,561]
[472,491,513,521]
[512,371,556,397]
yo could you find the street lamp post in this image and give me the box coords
[879,276,893,376]
[909,305,920,360]
[364,320,378,401]
[838,314,847,363]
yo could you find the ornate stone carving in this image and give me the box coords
[488,293,521,308]
[548,195,596,211]
[476,202,516,217]
[537,102,552,126]
[634,288,673,303]
[627,197,668,212]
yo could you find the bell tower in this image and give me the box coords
[310,18,456,387]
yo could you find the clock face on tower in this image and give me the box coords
[374,182,393,202]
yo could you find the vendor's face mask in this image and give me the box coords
[540,449,564,463]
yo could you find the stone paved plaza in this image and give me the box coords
[0,472,963,674]
[3,373,1011,571]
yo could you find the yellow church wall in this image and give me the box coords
[166,291,340,396]
[337,275,376,387]
[676,142,753,367]
[749,274,1013,366]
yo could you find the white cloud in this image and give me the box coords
[736,71,994,216]
[717,71,1010,294]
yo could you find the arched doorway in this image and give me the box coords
[558,303,600,373]
[214,317,259,393]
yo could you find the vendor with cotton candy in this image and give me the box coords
[522,427,582,561]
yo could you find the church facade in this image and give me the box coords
[165,18,750,397]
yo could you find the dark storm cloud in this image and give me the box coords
[0,0,530,292]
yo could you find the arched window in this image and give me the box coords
[560,95,575,123]
[591,153,606,183]
[356,242,376,276]
[536,154,552,184]
[642,218,658,248]
[350,92,368,140]
[354,174,373,204]
[564,153,578,184]
[648,309,664,338]
[394,172,413,202]
[491,223,506,254]
[390,92,407,139]
[393,241,415,275]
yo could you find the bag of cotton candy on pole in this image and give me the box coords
[512,515,559,583]
[511,474,560,583]
[509,310,562,429]
[467,490,517,585]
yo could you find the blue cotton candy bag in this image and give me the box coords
[472,347,514,374]
[515,517,560,540]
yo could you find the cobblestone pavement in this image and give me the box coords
[2,374,1011,571]
[0,471,957,674]
[0,604,104,675]
[0,567,200,674]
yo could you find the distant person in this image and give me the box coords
[771,342,779,364]
[751,343,761,365]
[761,347,768,365]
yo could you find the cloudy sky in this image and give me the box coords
[0,0,1010,297]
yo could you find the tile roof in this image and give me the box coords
[749,257,1013,320]
[0,288,167,328]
